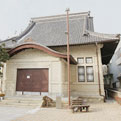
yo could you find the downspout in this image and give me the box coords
[95,42,105,102]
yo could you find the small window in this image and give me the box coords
[86,57,93,63]
[86,66,94,82]
[78,66,85,82]
[77,58,84,64]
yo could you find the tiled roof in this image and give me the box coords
[0,12,120,48]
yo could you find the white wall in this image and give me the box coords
[4,44,105,100]
[5,49,64,96]
[52,44,104,98]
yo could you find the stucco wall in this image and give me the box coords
[4,44,104,100]
[108,37,121,88]
[109,54,121,88]
[51,44,104,98]
[5,49,65,96]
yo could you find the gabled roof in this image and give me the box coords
[0,12,120,64]
[0,11,119,48]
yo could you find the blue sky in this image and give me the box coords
[0,0,121,40]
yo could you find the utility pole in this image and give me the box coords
[65,8,70,107]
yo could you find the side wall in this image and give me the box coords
[52,44,104,98]
[4,44,104,99]
[5,49,64,96]
[108,37,121,88]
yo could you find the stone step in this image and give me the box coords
[0,102,41,107]
[1,99,41,104]
[0,96,43,107]
[4,96,42,101]
[0,100,42,107]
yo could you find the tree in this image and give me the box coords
[0,44,9,74]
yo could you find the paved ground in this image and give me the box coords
[11,100,121,121]
[0,106,34,121]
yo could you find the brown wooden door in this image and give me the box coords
[16,69,48,92]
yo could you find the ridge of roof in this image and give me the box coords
[0,36,17,43]
[0,21,35,44]
[86,30,120,40]
[16,21,35,40]
[31,11,90,22]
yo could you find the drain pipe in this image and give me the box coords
[95,42,105,102]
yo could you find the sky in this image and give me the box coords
[0,0,121,40]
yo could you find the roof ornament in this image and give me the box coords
[83,31,90,36]
[12,39,17,43]
[88,11,91,16]
[24,38,34,43]
[116,34,120,38]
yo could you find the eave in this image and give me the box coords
[8,43,77,65]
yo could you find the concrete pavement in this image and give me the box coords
[12,100,121,121]
[0,106,33,121]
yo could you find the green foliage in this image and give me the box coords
[104,74,113,82]
[0,44,9,66]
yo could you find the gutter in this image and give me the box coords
[95,42,105,102]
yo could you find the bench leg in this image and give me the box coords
[76,107,79,112]
[73,107,79,112]
[72,108,75,113]
[80,107,82,112]
[86,107,89,112]
[72,108,76,113]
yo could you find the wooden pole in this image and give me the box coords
[65,8,70,107]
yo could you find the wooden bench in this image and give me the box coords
[71,105,90,113]
[71,99,83,106]
[0,93,5,101]
[71,99,90,113]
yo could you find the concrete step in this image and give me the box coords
[0,101,42,107]
[0,96,43,107]
[4,96,42,101]
[0,102,41,107]
[1,99,41,104]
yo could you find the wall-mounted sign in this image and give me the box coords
[27,75,30,79]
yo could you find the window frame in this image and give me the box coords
[86,57,93,64]
[78,66,85,82]
[77,57,84,64]
[77,57,95,83]
[86,66,94,82]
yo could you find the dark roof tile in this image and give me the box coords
[0,12,119,48]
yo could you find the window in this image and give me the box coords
[77,57,84,64]
[77,57,94,82]
[86,66,94,82]
[86,57,93,64]
[78,66,85,82]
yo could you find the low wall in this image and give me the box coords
[108,89,121,105]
